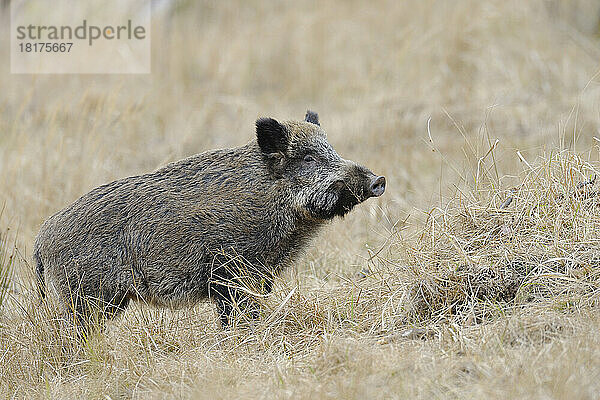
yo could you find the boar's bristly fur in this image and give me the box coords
[34,111,385,328]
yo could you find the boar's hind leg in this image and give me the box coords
[62,289,131,330]
[56,270,133,331]
[101,290,132,319]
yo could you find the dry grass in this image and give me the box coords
[2,0,600,398]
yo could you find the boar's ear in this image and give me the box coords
[256,117,289,154]
[304,110,320,126]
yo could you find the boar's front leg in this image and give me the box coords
[209,259,274,327]
[212,285,260,327]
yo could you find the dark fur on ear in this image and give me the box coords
[256,117,289,154]
[304,110,320,126]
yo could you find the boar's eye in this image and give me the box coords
[303,154,317,164]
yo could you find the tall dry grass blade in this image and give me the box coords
[0,209,13,310]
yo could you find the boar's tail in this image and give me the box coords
[33,249,45,299]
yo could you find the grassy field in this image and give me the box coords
[2,0,600,398]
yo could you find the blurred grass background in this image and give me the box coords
[1,0,600,398]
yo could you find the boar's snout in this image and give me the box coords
[369,176,386,197]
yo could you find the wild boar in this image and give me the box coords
[34,111,386,328]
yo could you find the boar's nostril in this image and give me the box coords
[369,176,386,197]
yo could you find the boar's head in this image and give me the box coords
[256,110,385,220]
